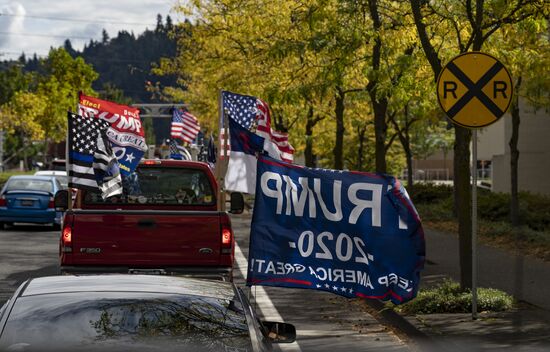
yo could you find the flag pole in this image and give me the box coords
[217,89,226,212]
[66,111,72,212]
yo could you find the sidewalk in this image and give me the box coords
[374,227,550,351]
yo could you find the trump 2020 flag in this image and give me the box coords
[247,155,425,305]
[78,93,147,176]
[224,117,264,194]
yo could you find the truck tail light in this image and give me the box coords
[220,214,233,255]
[143,160,161,165]
[48,197,55,208]
[61,224,73,253]
[0,196,5,207]
[222,228,231,245]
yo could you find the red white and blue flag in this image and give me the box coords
[247,155,425,304]
[220,91,294,162]
[78,93,147,176]
[171,108,200,144]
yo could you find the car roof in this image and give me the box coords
[35,170,67,176]
[140,159,211,170]
[22,275,236,300]
[8,175,57,181]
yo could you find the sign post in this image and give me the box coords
[437,52,513,320]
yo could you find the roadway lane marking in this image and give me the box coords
[234,242,302,352]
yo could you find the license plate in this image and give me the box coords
[21,200,34,206]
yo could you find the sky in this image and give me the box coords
[0,0,178,60]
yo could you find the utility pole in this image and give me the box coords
[0,130,4,172]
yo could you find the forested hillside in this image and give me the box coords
[18,14,178,103]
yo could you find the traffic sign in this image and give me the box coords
[437,52,513,129]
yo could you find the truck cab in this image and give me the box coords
[55,159,243,281]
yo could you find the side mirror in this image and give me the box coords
[262,321,296,343]
[229,192,244,214]
[54,190,69,211]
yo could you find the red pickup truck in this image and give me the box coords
[54,159,243,280]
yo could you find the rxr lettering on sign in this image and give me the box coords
[437,52,513,128]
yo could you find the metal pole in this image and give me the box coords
[217,90,227,212]
[66,112,73,212]
[472,129,478,320]
[0,130,4,172]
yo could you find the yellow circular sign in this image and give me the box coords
[437,52,513,129]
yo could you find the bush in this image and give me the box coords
[477,191,510,221]
[520,192,550,231]
[391,280,514,315]
[412,183,550,232]
[409,183,453,204]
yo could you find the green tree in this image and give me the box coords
[491,19,550,226]
[36,48,98,163]
[409,0,546,289]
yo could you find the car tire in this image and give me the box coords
[0,222,4,230]
[52,223,61,231]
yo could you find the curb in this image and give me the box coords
[363,299,443,352]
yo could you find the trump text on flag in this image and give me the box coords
[247,156,425,304]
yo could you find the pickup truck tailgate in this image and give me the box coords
[71,210,222,266]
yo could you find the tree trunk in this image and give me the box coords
[334,87,345,170]
[455,126,472,289]
[372,98,388,173]
[367,0,388,174]
[43,138,50,166]
[406,150,413,190]
[404,106,413,189]
[305,106,315,167]
[509,76,522,226]
[357,125,367,170]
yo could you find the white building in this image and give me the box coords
[477,98,550,195]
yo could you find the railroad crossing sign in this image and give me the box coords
[437,52,513,129]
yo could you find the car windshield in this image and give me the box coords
[55,176,68,188]
[50,161,66,171]
[83,166,215,206]
[5,179,53,193]
[0,292,252,352]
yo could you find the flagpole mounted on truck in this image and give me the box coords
[217,89,229,212]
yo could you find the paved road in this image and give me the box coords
[423,228,550,311]
[0,218,410,352]
[0,224,59,304]
[231,214,410,352]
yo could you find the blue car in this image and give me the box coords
[0,175,63,229]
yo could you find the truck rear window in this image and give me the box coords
[83,167,215,206]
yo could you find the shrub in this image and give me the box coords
[412,183,550,232]
[391,280,514,315]
[520,192,550,231]
[415,198,454,222]
[409,183,452,204]
[477,191,510,221]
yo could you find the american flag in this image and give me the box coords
[220,91,294,162]
[255,98,294,162]
[67,112,122,198]
[171,108,200,144]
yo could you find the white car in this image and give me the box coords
[34,170,68,189]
